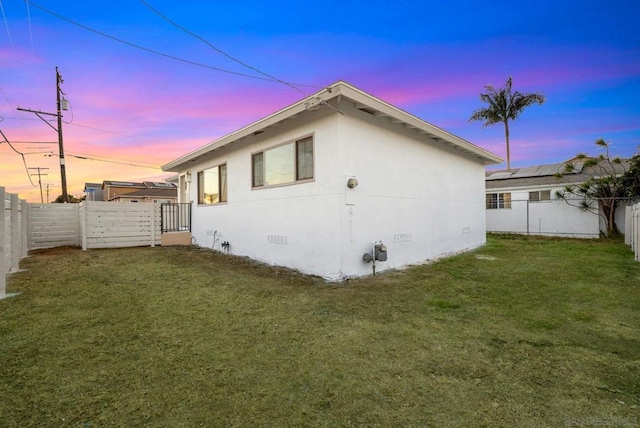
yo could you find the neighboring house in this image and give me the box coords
[83,182,104,201]
[102,181,177,203]
[162,81,502,280]
[486,159,629,238]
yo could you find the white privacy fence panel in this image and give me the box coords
[81,201,161,250]
[2,190,165,298]
[627,203,639,262]
[28,203,80,249]
[1,187,28,299]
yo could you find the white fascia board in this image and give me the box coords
[161,86,338,172]
[336,84,503,165]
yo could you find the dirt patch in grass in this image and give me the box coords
[1,236,639,426]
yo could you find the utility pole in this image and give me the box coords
[45,183,54,203]
[17,67,69,202]
[29,167,49,203]
[56,67,68,201]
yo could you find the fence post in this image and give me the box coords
[21,199,28,258]
[526,200,530,235]
[626,206,632,246]
[10,193,20,272]
[26,202,32,251]
[0,187,6,298]
[150,203,156,248]
[80,202,87,251]
[74,203,81,247]
[633,204,640,262]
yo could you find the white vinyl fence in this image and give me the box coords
[28,203,80,249]
[1,192,163,298]
[626,203,640,262]
[1,187,28,299]
[81,201,161,249]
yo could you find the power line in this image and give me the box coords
[0,115,53,122]
[0,0,12,48]
[25,0,34,54]
[0,140,56,144]
[1,115,132,137]
[67,121,131,137]
[0,85,14,110]
[70,150,159,167]
[140,0,305,95]
[26,1,319,88]
[0,128,37,187]
[48,152,161,169]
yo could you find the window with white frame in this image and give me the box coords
[198,164,227,205]
[486,192,511,209]
[529,190,551,202]
[252,136,313,188]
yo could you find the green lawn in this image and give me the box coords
[1,236,639,427]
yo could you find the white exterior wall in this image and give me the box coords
[336,102,487,277]
[186,108,345,279]
[182,104,488,280]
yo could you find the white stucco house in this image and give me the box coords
[162,81,502,280]
[486,160,630,238]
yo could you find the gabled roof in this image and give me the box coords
[162,80,502,172]
[84,182,102,190]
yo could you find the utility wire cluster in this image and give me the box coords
[26,0,318,91]
[5,0,322,189]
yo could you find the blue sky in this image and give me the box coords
[1,0,639,201]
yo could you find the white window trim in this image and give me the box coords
[197,162,228,206]
[486,192,512,210]
[251,134,315,190]
[528,189,552,202]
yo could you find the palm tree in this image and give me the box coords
[469,77,545,170]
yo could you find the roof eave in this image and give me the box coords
[161,83,343,172]
[336,84,503,165]
[162,81,503,171]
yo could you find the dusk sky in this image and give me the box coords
[1,0,639,202]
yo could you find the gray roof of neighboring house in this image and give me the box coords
[102,181,177,189]
[486,158,629,190]
[102,181,146,189]
[110,188,177,199]
[84,182,103,190]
